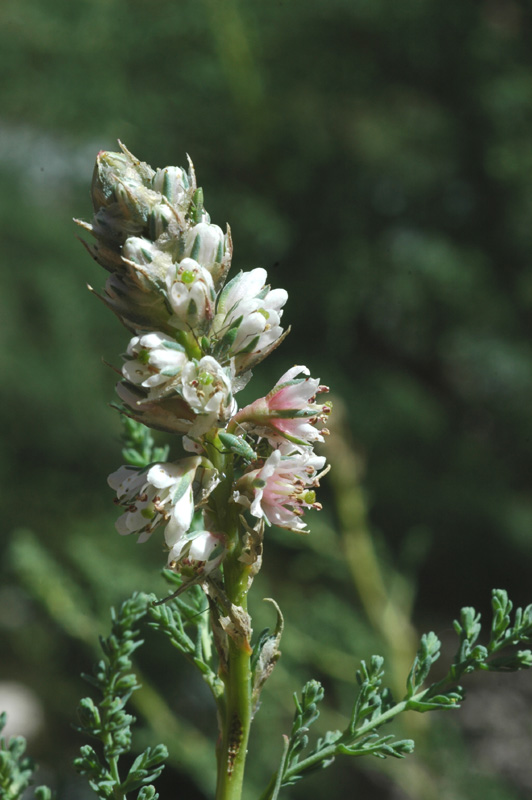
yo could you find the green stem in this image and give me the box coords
[215,556,253,800]
[215,627,252,798]
[206,432,253,800]
[102,733,123,800]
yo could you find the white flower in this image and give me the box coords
[108,457,200,543]
[121,332,188,397]
[236,449,328,533]
[213,268,288,372]
[184,222,225,270]
[122,236,161,267]
[166,257,216,332]
[121,236,177,284]
[167,529,221,567]
[151,165,191,210]
[181,356,237,437]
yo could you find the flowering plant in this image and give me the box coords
[76,143,332,799]
[3,145,532,800]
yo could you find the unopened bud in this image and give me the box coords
[152,165,193,209]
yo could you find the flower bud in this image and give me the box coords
[91,144,154,213]
[167,530,224,577]
[147,201,182,241]
[151,165,194,210]
[91,147,163,233]
[183,222,232,286]
[122,236,162,268]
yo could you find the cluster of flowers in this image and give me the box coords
[79,143,330,575]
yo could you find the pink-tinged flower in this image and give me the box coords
[236,449,329,533]
[234,365,330,448]
[108,457,200,543]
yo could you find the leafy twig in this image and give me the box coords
[119,417,169,468]
[74,592,168,800]
[260,589,532,798]
[0,713,52,800]
[147,571,224,703]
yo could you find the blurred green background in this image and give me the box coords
[1,0,532,798]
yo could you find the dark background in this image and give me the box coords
[1,1,532,798]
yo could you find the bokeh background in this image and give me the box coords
[1,0,532,798]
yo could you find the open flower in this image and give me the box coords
[181,356,237,437]
[121,332,187,399]
[108,457,201,543]
[213,268,288,373]
[233,365,330,448]
[235,449,328,533]
[167,529,224,576]
[166,257,216,332]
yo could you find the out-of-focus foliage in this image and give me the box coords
[1,0,532,798]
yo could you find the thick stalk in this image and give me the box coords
[215,558,252,800]
[206,433,253,800]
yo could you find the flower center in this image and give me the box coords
[181,269,196,284]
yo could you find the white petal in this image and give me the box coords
[126,335,141,356]
[115,514,132,536]
[223,268,267,311]
[276,365,310,384]
[264,288,288,310]
[164,490,194,546]
[189,532,218,560]
[107,465,134,491]
[146,463,179,489]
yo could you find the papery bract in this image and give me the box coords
[116,381,195,434]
